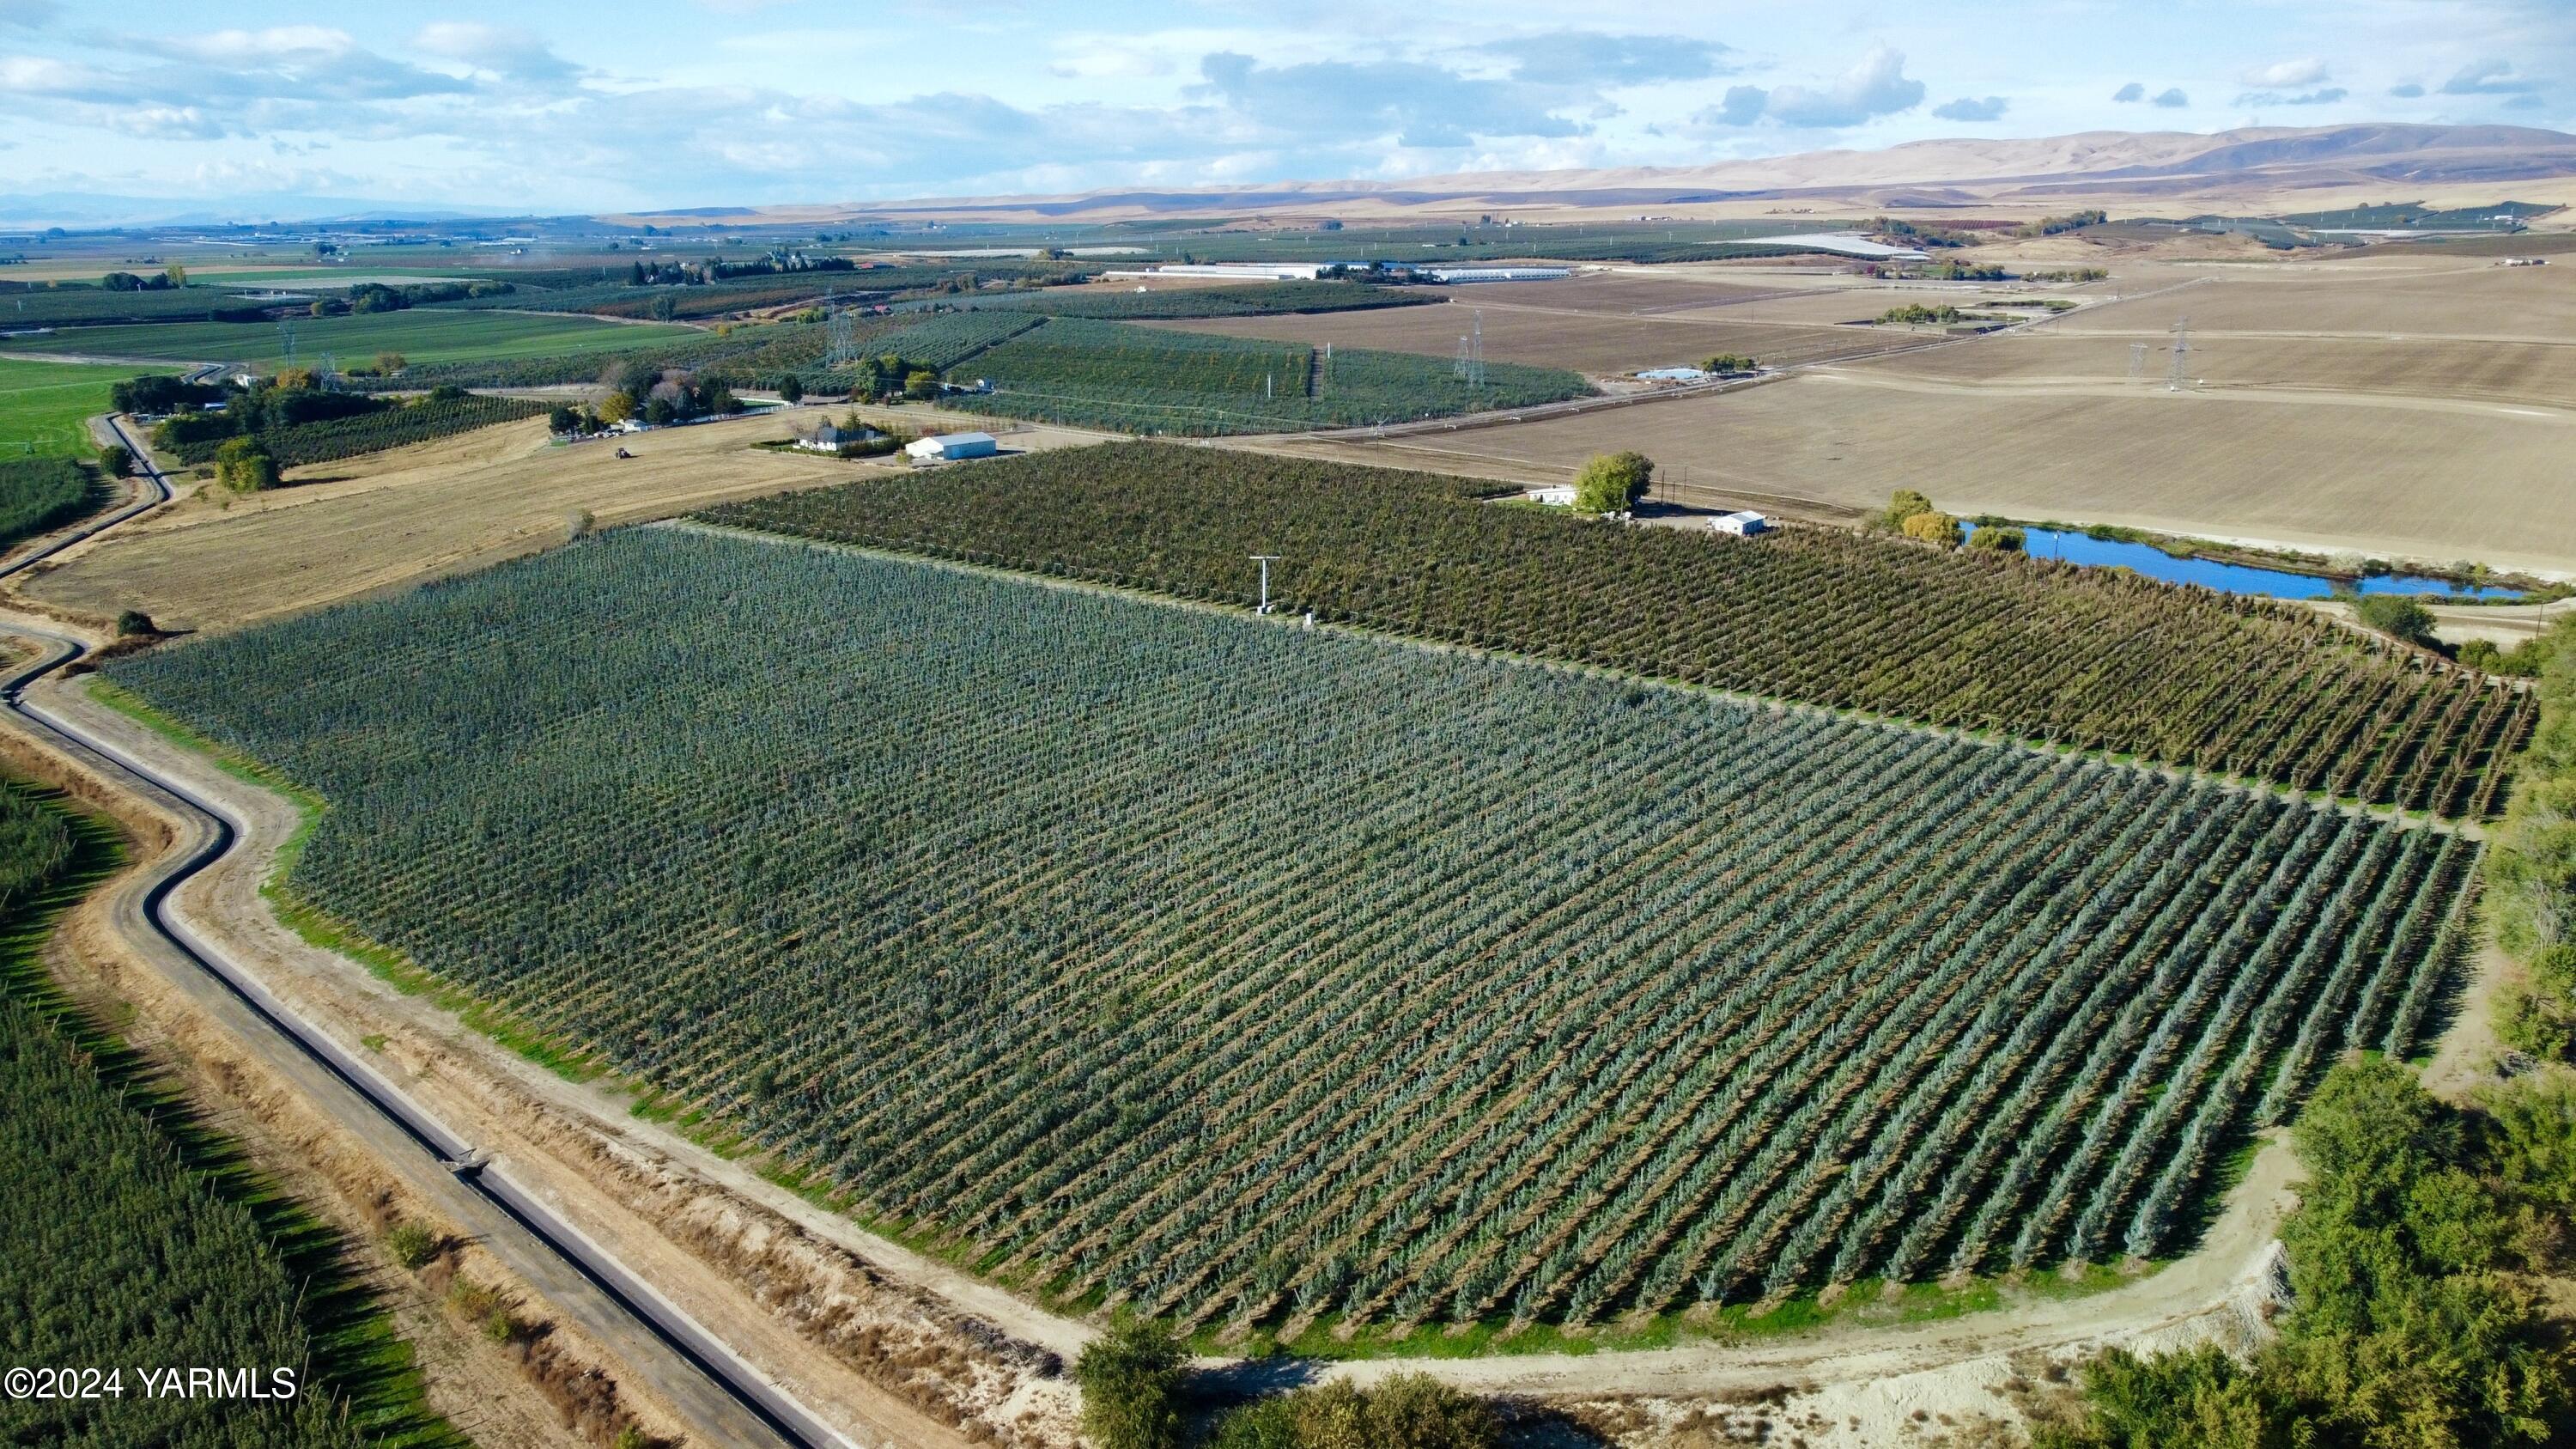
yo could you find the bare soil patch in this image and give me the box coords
[2056,254,2576,342]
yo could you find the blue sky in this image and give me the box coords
[0,0,2567,215]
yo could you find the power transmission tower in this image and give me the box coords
[829,305,860,366]
[2127,342,2148,383]
[277,319,296,368]
[1249,555,1282,615]
[318,351,337,388]
[2166,317,2190,392]
[1452,311,1485,388]
[1319,342,1331,401]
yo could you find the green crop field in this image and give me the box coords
[0,781,463,1447]
[2,309,695,368]
[109,530,2472,1342]
[704,443,2530,816]
[0,356,166,458]
[934,316,1591,434]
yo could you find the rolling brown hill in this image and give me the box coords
[642,124,2576,226]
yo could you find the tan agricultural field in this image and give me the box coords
[1429,273,1816,314]
[1251,372,2576,574]
[1869,332,2576,408]
[14,405,1108,632]
[2057,256,2576,341]
[1147,300,1924,374]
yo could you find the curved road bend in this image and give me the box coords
[1,427,850,1449]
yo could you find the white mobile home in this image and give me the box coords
[1711,511,1770,537]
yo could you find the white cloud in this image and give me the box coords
[2152,87,2190,107]
[2442,58,2537,94]
[2241,58,2329,88]
[411,22,581,83]
[2111,82,2146,102]
[2235,87,2347,106]
[1700,44,1924,129]
[1932,95,2008,122]
[1478,32,1733,87]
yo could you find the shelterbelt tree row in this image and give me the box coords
[702,442,2530,818]
[112,532,2473,1336]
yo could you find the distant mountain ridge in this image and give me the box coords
[805,123,2576,221]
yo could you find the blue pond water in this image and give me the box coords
[1965,525,2524,601]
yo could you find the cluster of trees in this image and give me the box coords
[1874,489,1962,547]
[1571,451,1653,514]
[1880,303,1966,326]
[1872,216,1984,247]
[110,373,226,416]
[150,370,378,455]
[2015,209,2109,239]
[2354,594,2440,648]
[853,351,942,401]
[308,280,507,318]
[1698,353,1757,374]
[212,436,279,491]
[712,252,859,278]
[99,265,185,291]
[2493,618,2576,1061]
[2023,267,2111,283]
[626,259,706,287]
[1073,1321,1498,1449]
[596,359,745,426]
[1919,259,2012,281]
[2463,633,2559,677]
[1968,524,2026,553]
[2035,1058,2576,1447]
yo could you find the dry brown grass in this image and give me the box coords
[13,405,1107,632]
[1251,370,2576,573]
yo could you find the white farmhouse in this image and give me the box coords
[905,431,999,464]
[1711,511,1770,537]
[798,420,878,453]
[1528,484,1577,506]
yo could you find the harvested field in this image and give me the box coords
[108,530,2473,1342]
[1280,373,2576,574]
[11,405,1105,631]
[1425,273,1820,314]
[2054,256,2576,342]
[1147,302,1920,374]
[1869,332,2576,409]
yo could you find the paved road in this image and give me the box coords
[1,429,852,1449]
